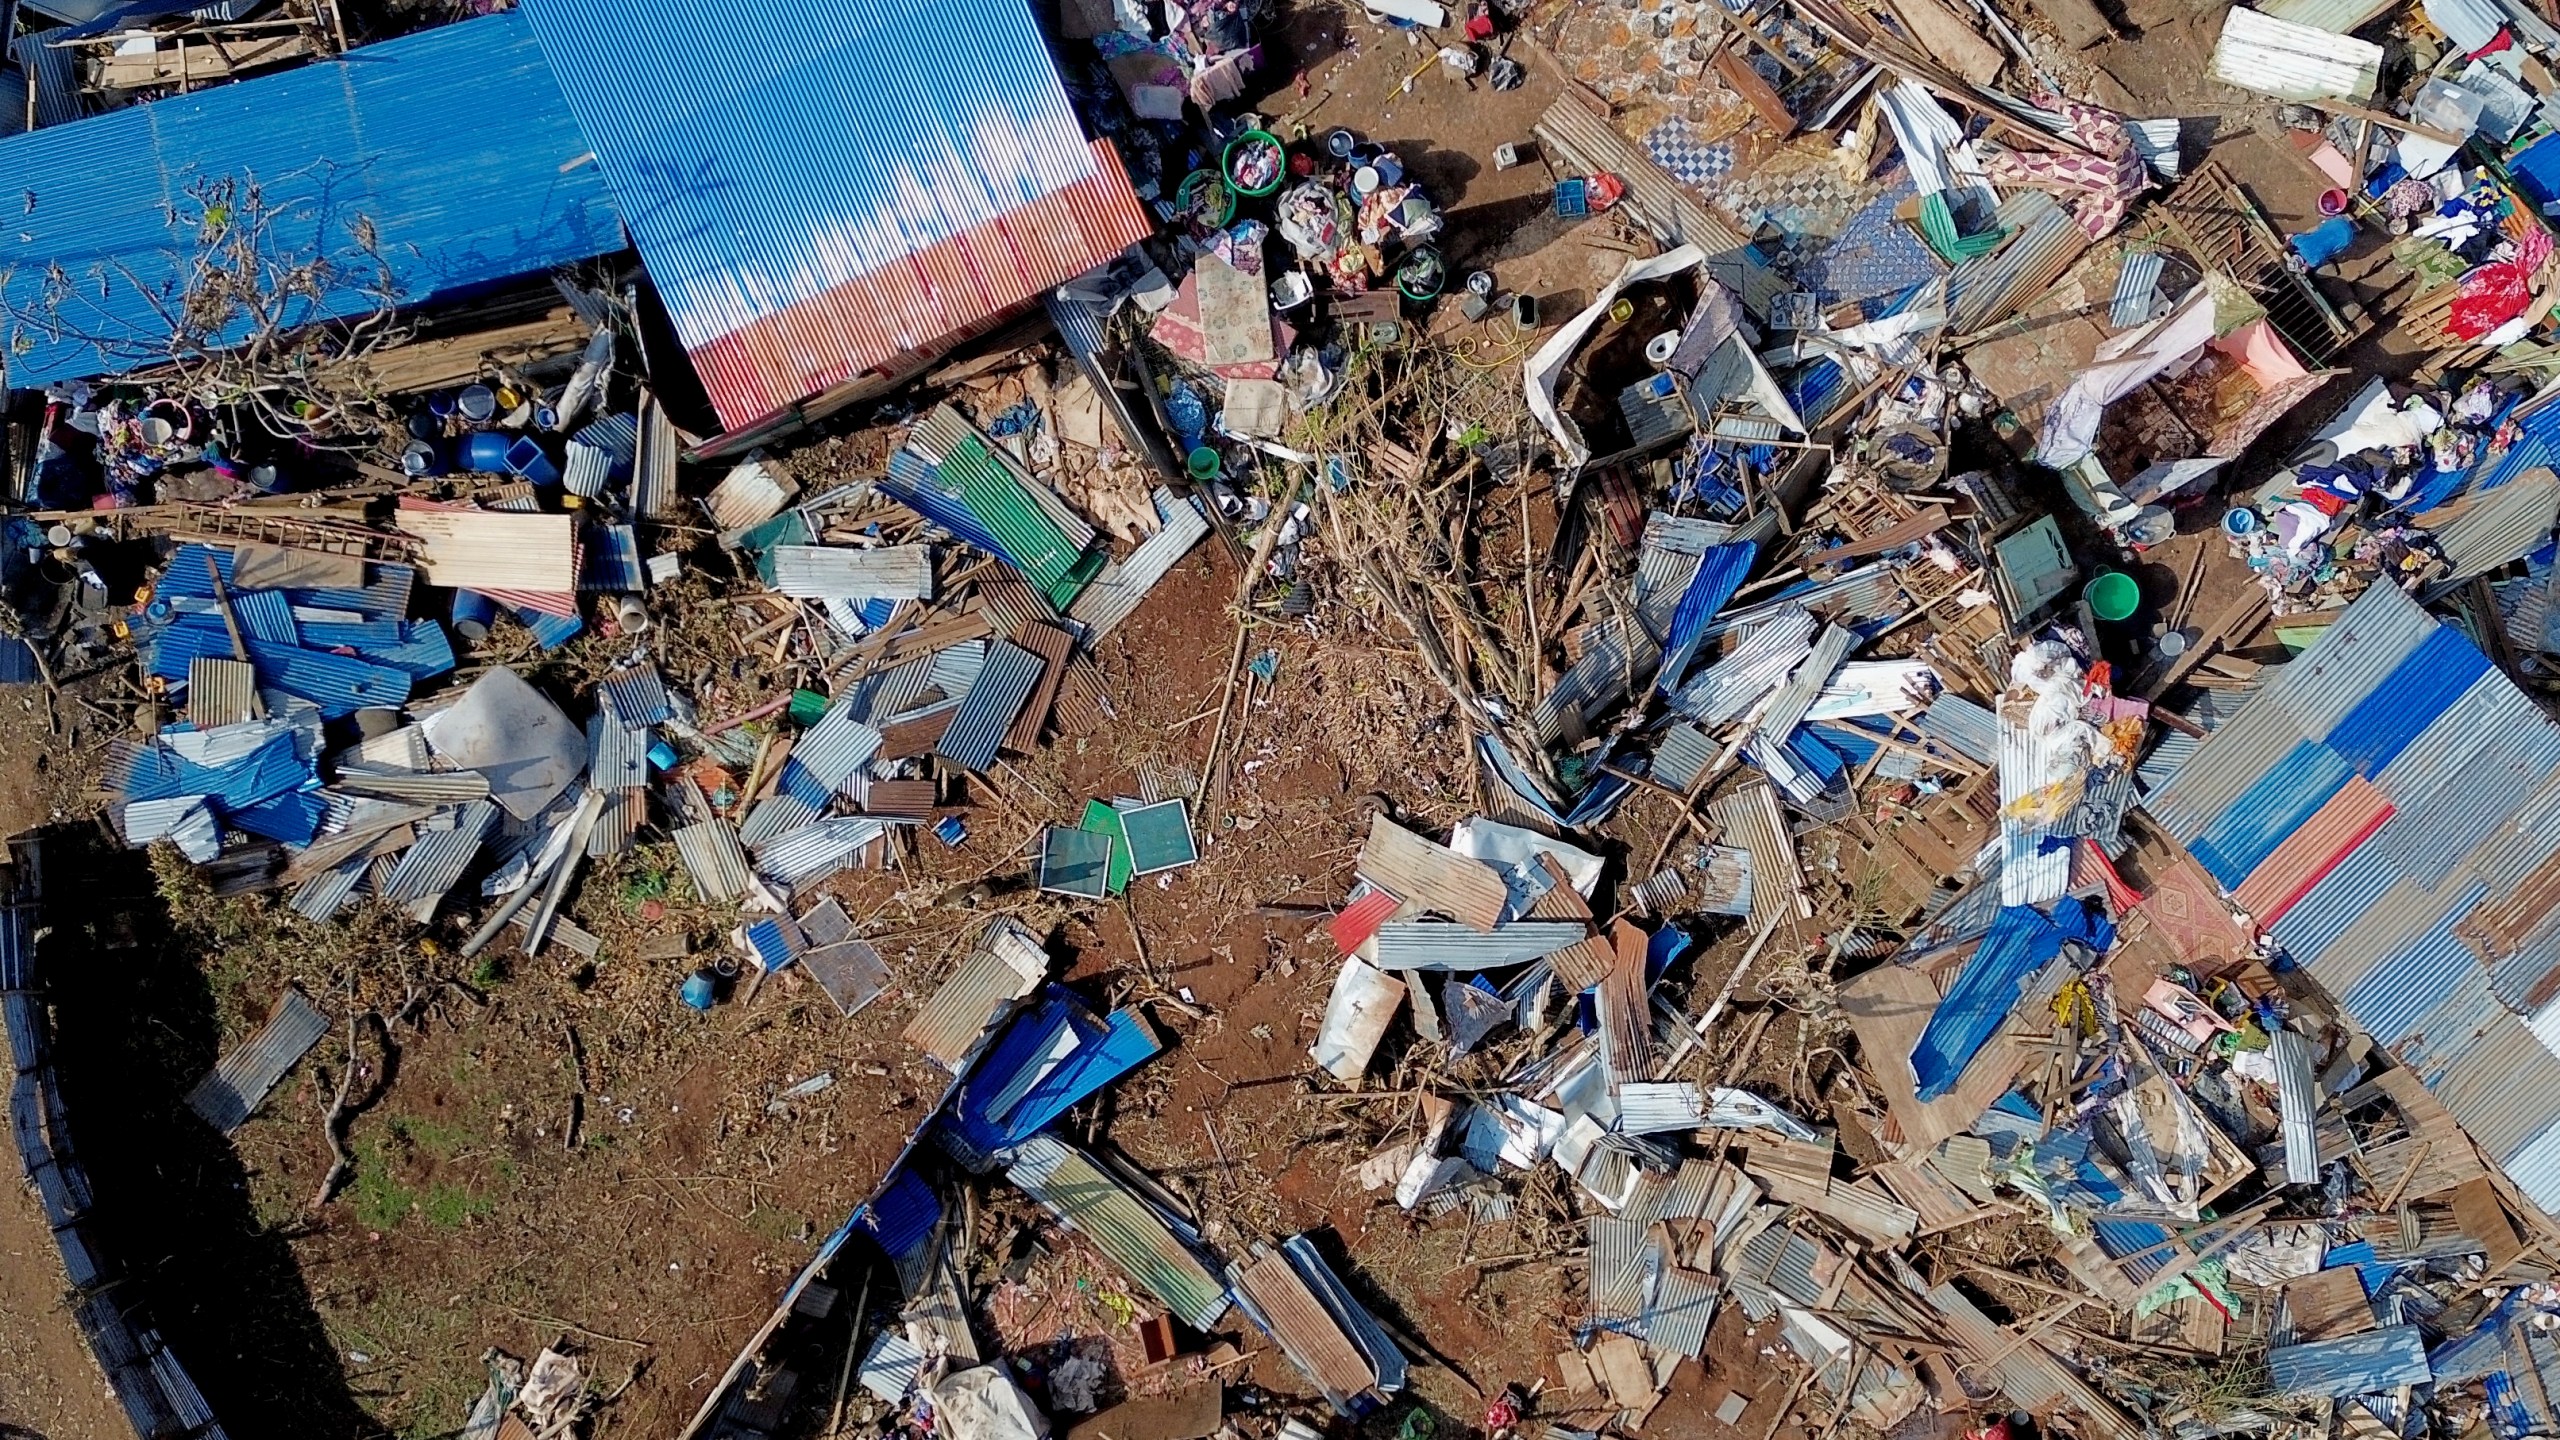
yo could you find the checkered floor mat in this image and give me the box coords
[1643,118,1736,192]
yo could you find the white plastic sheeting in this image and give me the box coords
[2037,286,2221,471]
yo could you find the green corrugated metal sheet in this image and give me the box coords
[1007,1135,1231,1329]
[943,435,1104,608]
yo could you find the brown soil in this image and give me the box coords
[0,5,2409,1439]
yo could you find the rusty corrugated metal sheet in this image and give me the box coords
[1708,784,1805,930]
[1232,1247,1374,1401]
[700,146,1151,436]
[2231,774,2392,925]
[1354,815,1508,933]
[903,917,1048,1068]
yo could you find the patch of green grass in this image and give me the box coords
[348,1128,486,1230]
[387,1113,469,1160]
[469,954,507,988]
[746,1204,808,1245]
[349,1140,416,1232]
[417,1183,490,1229]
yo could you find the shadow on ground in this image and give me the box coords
[34,823,388,1440]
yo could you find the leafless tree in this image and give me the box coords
[0,168,416,450]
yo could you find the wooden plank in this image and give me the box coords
[1711,45,1798,134]
[2449,1177,2526,1272]
[1881,0,2005,84]
[2023,0,2113,47]
[1744,1135,1838,1193]
[360,307,591,394]
[2281,1268,2374,1340]
[1839,962,2028,1148]
[1873,1157,1997,1236]
[1797,504,1951,569]
[96,31,317,87]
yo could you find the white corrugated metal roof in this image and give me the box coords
[2211,8,2381,101]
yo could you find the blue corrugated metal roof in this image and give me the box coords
[2339,881,2489,1042]
[1655,541,1758,694]
[2328,624,2494,776]
[144,614,412,716]
[944,991,1161,1164]
[0,13,622,387]
[157,544,415,619]
[2269,837,2397,963]
[2265,1325,2431,1397]
[2189,738,2350,888]
[114,726,310,811]
[860,1167,940,1261]
[233,590,297,647]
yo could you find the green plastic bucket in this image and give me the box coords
[2086,571,2140,622]
[1222,129,1286,198]
[1186,446,1222,481]
[1176,170,1235,228]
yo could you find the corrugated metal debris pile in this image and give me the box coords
[95,376,1215,1002]
[1255,535,2560,1438]
[2207,0,2560,360]
[696,914,1424,1439]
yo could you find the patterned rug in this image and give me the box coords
[1642,118,1737,192]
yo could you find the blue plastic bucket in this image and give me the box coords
[460,430,512,473]
[449,588,499,641]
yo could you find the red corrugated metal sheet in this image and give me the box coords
[2232,774,2394,926]
[693,140,1152,434]
[1333,891,1402,956]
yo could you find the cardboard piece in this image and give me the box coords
[1063,1382,1220,1440]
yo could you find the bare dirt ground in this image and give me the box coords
[0,3,2387,1438]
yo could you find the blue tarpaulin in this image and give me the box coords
[1911,898,2109,1101]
